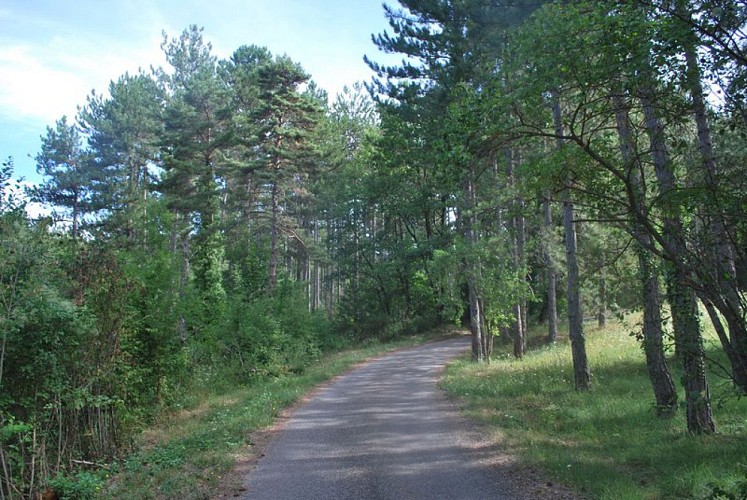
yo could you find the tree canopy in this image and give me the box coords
[3,2,747,495]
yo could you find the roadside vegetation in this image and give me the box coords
[96,331,454,499]
[443,318,747,500]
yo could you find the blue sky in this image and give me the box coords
[0,0,397,183]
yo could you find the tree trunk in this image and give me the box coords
[563,196,590,390]
[666,264,715,433]
[681,23,747,394]
[511,303,524,359]
[611,92,678,414]
[553,92,591,390]
[178,226,190,343]
[269,179,280,293]
[639,247,678,415]
[506,149,526,358]
[517,201,528,354]
[468,279,484,362]
[464,170,484,362]
[515,156,528,351]
[313,218,321,311]
[544,194,559,344]
[597,274,606,328]
[640,87,716,433]
[72,185,80,242]
[480,296,493,361]
[700,295,747,389]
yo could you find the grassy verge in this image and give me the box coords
[96,328,457,499]
[441,318,747,500]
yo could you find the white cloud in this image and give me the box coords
[0,30,166,124]
[2,178,48,218]
[0,0,393,131]
[0,45,86,122]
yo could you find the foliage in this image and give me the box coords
[48,470,109,500]
[6,0,747,493]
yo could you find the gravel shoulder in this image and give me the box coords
[218,336,581,499]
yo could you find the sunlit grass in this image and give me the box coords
[442,317,747,499]
[101,328,457,499]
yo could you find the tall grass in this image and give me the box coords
[442,318,747,499]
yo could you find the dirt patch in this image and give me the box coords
[213,414,286,498]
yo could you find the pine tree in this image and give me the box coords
[79,72,163,242]
[225,45,322,293]
[34,116,89,240]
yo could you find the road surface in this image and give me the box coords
[241,336,537,500]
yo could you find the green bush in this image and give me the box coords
[191,279,331,386]
[49,470,109,500]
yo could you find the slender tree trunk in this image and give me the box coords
[700,294,746,388]
[72,185,80,242]
[303,224,311,311]
[480,296,493,361]
[544,194,559,344]
[514,153,528,348]
[563,195,590,390]
[681,24,747,393]
[597,274,607,328]
[468,279,484,362]
[464,169,484,362]
[269,179,280,293]
[313,218,321,311]
[141,180,149,251]
[517,195,528,353]
[640,87,715,433]
[178,226,190,343]
[552,92,591,390]
[640,247,679,414]
[506,149,526,358]
[611,92,678,414]
[666,264,715,433]
[511,303,524,359]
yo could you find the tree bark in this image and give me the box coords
[468,278,484,362]
[313,218,321,311]
[700,294,746,388]
[464,170,484,362]
[72,185,80,242]
[639,87,716,433]
[269,179,280,293]
[480,296,493,361]
[563,195,590,391]
[597,274,606,328]
[517,192,528,354]
[611,92,678,414]
[553,92,591,390]
[544,194,559,344]
[506,149,526,359]
[178,225,190,343]
[639,248,679,415]
[680,20,747,393]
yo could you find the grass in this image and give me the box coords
[441,317,747,499]
[98,328,457,500]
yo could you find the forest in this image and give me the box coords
[1,0,746,497]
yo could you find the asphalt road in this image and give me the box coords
[241,336,529,500]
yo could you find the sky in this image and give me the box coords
[0,0,398,184]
